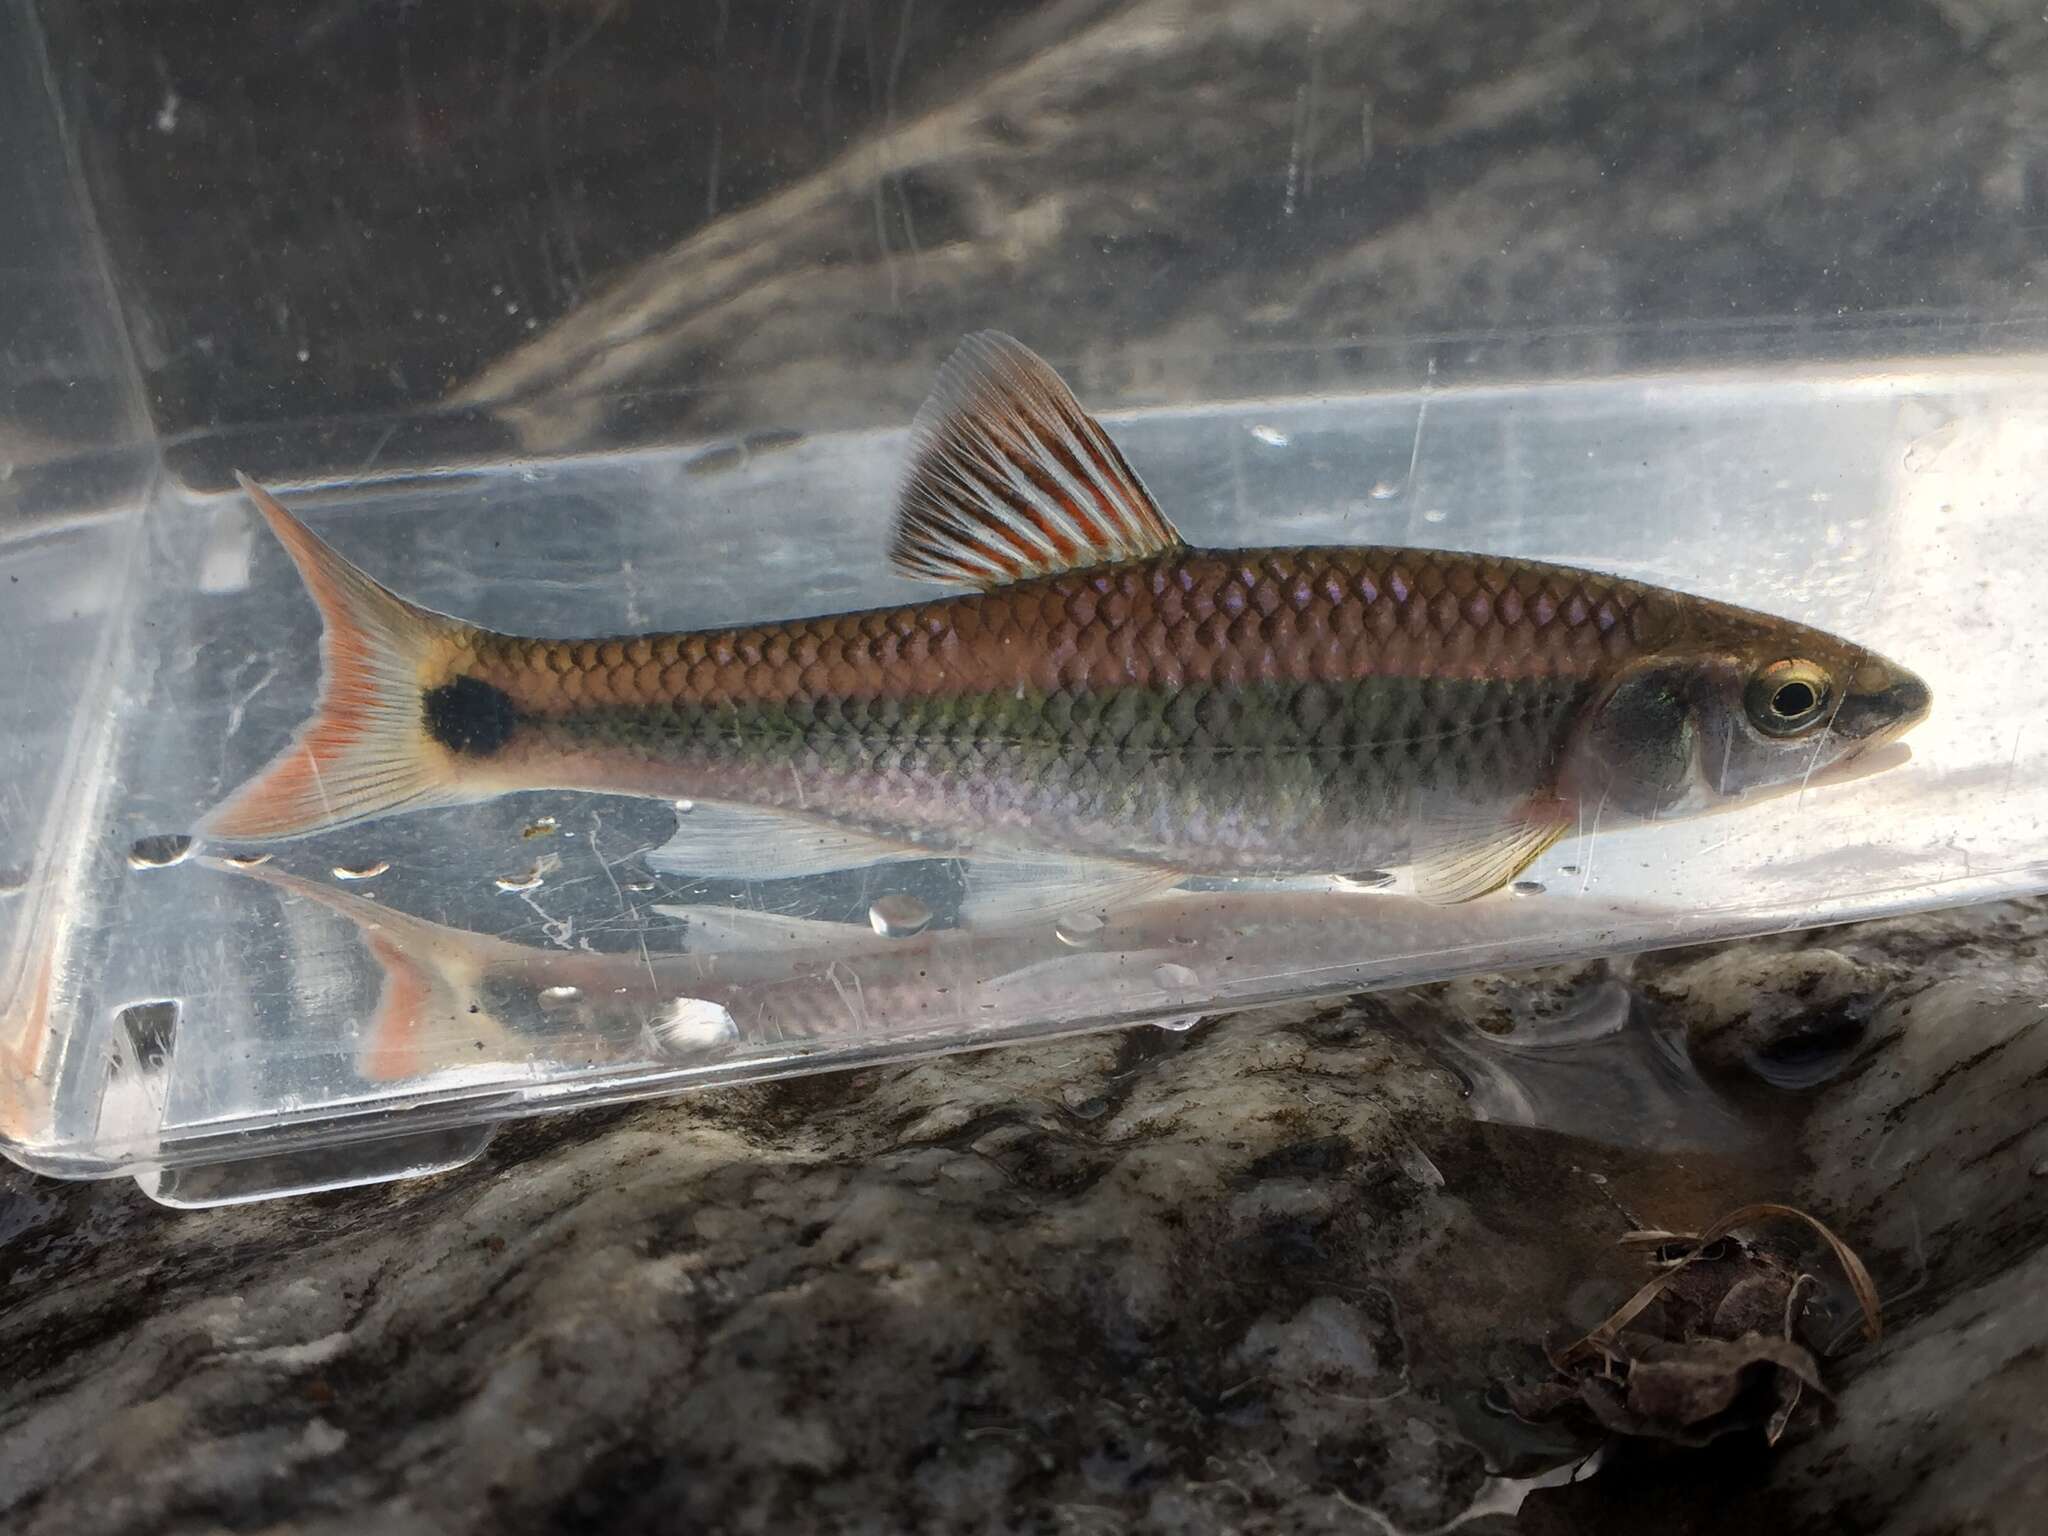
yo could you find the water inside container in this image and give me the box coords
[5,354,2048,1180]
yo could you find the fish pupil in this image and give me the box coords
[423,675,518,756]
[1771,680,1817,718]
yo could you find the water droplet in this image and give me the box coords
[1903,415,1959,473]
[674,799,696,815]
[1422,508,1448,524]
[1055,911,1105,948]
[332,860,390,881]
[868,893,933,938]
[1335,869,1395,891]
[652,996,737,1047]
[1398,1142,1445,1189]
[224,852,272,868]
[127,834,193,869]
[1369,480,1401,500]
[539,984,581,1004]
[744,427,807,455]
[1511,880,1545,896]
[1152,1012,1202,1033]
[296,347,310,363]
[522,817,558,840]
[1153,962,1200,991]
[1250,424,1290,447]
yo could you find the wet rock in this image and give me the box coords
[1798,981,2048,1326]
[1422,959,1623,1043]
[4,907,2045,1535]
[1636,946,1885,1086]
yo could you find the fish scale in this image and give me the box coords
[504,640,1599,871]
[468,547,1685,716]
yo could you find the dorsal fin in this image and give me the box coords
[890,331,1183,587]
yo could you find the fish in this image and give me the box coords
[200,333,1930,923]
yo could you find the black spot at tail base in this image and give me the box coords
[424,676,518,756]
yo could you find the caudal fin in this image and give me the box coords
[200,474,472,842]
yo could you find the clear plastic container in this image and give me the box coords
[6,0,2045,1205]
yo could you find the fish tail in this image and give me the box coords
[201,474,485,842]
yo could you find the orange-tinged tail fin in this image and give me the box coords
[200,474,472,842]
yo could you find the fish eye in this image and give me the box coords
[1745,659,1833,736]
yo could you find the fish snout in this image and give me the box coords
[1833,661,1931,744]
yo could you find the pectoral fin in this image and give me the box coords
[1410,802,1571,905]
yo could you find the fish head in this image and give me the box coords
[1562,617,1931,821]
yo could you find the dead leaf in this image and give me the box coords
[1559,1202,1880,1368]
[1503,1201,1878,1452]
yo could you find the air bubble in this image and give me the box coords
[224,852,272,868]
[674,799,696,814]
[1511,880,1545,896]
[1055,911,1105,948]
[1152,1013,1202,1033]
[1153,962,1200,991]
[495,865,546,892]
[127,834,193,869]
[868,893,933,938]
[1335,869,1395,891]
[523,817,558,840]
[332,860,390,881]
[653,996,738,1047]
[1370,480,1401,500]
[539,984,581,1004]
[1422,508,1447,524]
[0,867,27,897]
[1250,424,1290,447]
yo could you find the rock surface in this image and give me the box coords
[37,0,2048,478]
[4,897,2044,1534]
